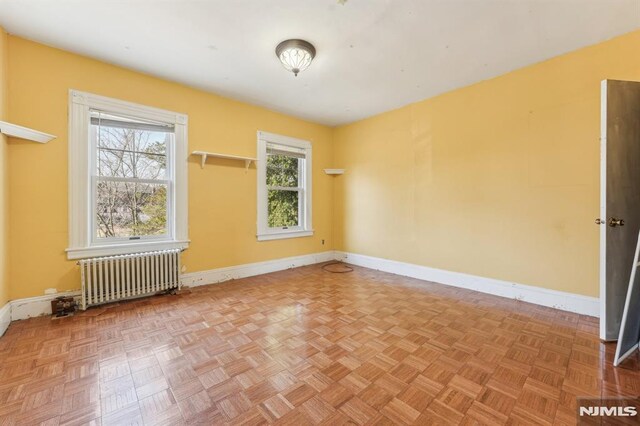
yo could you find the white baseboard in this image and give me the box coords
[181,251,335,287]
[0,301,10,337]
[2,251,334,329]
[335,251,600,317]
[0,291,80,336]
[1,249,598,335]
[11,290,81,321]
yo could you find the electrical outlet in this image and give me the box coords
[322,239,325,245]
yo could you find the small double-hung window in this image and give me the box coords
[67,90,188,259]
[257,131,313,241]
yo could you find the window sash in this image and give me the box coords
[267,187,304,231]
[90,176,173,245]
[267,188,303,230]
[94,116,171,181]
[266,151,302,188]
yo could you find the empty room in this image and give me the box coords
[1,0,640,424]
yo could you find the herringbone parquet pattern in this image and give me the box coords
[0,263,638,425]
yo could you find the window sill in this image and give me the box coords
[66,240,190,260]
[257,230,314,242]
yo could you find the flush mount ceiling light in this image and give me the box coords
[275,39,316,77]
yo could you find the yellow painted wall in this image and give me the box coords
[334,30,640,298]
[0,27,9,306]
[7,36,334,300]
[7,29,640,302]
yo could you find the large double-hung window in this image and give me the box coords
[67,91,188,259]
[92,110,173,242]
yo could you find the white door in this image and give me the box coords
[600,79,640,341]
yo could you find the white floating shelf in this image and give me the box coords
[192,150,257,170]
[324,169,345,175]
[0,120,56,144]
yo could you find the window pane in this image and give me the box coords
[267,154,299,187]
[96,180,168,238]
[137,131,168,155]
[98,148,135,178]
[94,119,168,180]
[268,189,299,227]
[133,152,167,180]
[96,124,135,152]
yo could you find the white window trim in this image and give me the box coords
[66,90,189,259]
[257,131,313,241]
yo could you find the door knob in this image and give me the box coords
[595,218,605,225]
[608,218,625,227]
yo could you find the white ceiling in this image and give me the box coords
[1,0,639,126]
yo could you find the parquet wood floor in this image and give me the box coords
[0,263,638,425]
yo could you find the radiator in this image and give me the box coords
[79,249,181,309]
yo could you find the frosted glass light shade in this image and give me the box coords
[276,39,316,76]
